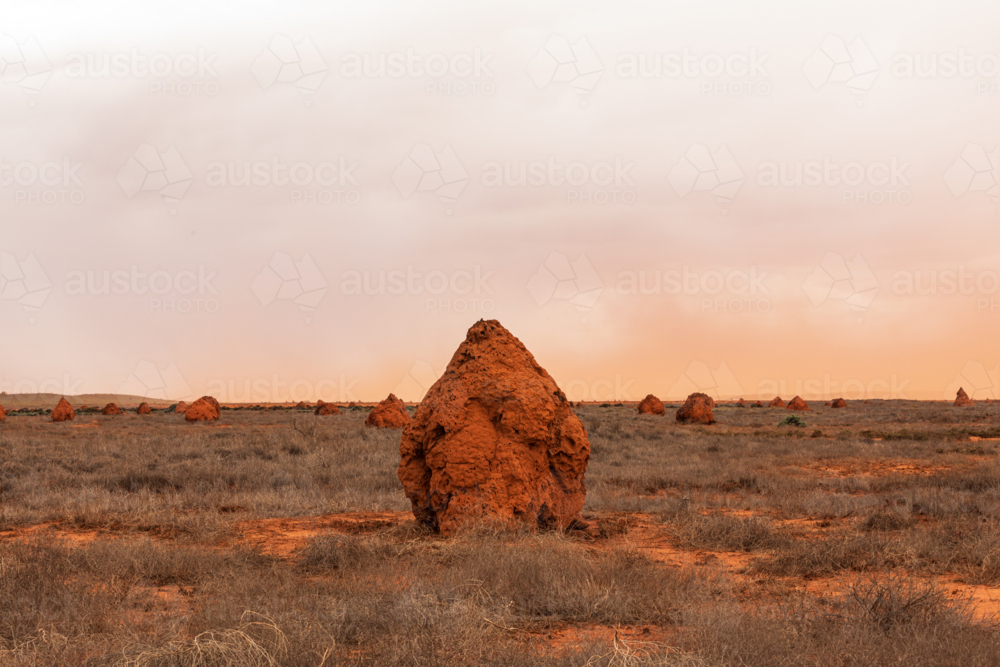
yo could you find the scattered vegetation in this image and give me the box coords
[0,401,998,665]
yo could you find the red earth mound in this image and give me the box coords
[294,401,307,409]
[137,402,151,415]
[675,392,715,424]
[769,396,786,408]
[831,398,847,408]
[736,398,746,407]
[637,394,666,415]
[185,396,220,422]
[315,403,340,416]
[954,387,975,407]
[0,404,5,422]
[173,401,188,414]
[398,319,590,537]
[101,403,121,416]
[52,397,75,422]
[751,401,764,408]
[786,396,811,411]
[365,393,410,428]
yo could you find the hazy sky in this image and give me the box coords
[1,0,998,402]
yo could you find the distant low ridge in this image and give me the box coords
[0,393,175,409]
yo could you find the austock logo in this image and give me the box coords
[945,361,999,401]
[669,144,743,212]
[803,35,879,103]
[668,361,743,401]
[204,156,361,204]
[116,143,193,211]
[251,35,327,100]
[392,144,468,214]
[0,35,52,102]
[393,360,442,401]
[251,252,328,324]
[802,252,879,322]
[64,47,220,97]
[340,47,495,96]
[118,361,193,401]
[527,35,603,103]
[2,155,85,205]
[0,252,51,323]
[205,374,359,403]
[527,252,603,323]
[64,265,220,314]
[615,47,771,97]
[480,156,636,205]
[944,143,998,213]
[616,266,772,315]
[757,374,910,401]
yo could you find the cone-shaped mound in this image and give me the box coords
[137,402,152,415]
[787,396,810,411]
[366,393,411,428]
[954,387,975,407]
[769,396,786,408]
[101,403,121,415]
[398,319,590,536]
[52,397,75,422]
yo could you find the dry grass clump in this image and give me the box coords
[114,613,287,667]
[691,577,999,667]
[671,513,788,553]
[750,533,900,577]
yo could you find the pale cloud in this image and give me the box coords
[0,0,997,401]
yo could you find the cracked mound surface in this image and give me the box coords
[398,319,590,536]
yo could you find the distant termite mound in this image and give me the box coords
[637,394,665,415]
[315,402,340,416]
[954,388,975,407]
[52,397,75,422]
[787,396,811,411]
[365,394,410,428]
[185,396,220,422]
[676,393,715,425]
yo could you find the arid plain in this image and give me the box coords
[2,392,999,666]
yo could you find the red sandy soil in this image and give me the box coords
[793,458,961,478]
[235,511,409,557]
[3,508,998,620]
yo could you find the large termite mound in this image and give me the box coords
[398,319,590,537]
